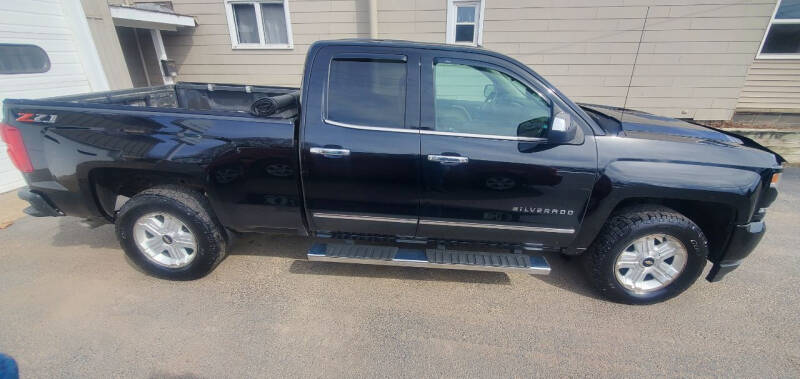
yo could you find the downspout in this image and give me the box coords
[368,0,378,38]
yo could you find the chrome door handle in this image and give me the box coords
[310,147,350,158]
[427,154,468,165]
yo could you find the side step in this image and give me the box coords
[307,243,550,275]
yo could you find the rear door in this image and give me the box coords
[300,46,422,236]
[417,51,598,248]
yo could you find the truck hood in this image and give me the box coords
[578,103,741,142]
[578,103,784,162]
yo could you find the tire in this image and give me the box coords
[115,185,227,280]
[582,206,708,305]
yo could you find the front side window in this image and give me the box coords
[0,44,50,74]
[434,63,551,138]
[758,0,800,58]
[447,0,483,46]
[327,59,407,128]
[225,0,292,49]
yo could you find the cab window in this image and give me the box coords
[327,58,406,128]
[434,62,550,138]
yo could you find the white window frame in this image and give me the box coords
[446,0,485,46]
[224,0,294,50]
[756,0,800,59]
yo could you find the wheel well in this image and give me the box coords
[90,168,204,220]
[611,198,735,262]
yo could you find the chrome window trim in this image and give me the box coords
[313,212,418,224]
[419,129,547,142]
[325,119,548,142]
[420,219,574,234]
[324,119,419,134]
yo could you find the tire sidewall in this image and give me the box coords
[603,220,707,304]
[116,195,222,280]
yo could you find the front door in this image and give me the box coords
[418,53,597,248]
[300,47,421,236]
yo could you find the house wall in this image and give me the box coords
[161,0,778,120]
[738,59,800,113]
[163,0,370,87]
[376,0,776,120]
[80,0,134,89]
[0,0,111,192]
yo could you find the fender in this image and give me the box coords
[570,160,764,250]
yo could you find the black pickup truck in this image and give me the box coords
[2,40,783,304]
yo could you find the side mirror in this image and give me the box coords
[548,111,578,144]
[483,84,495,99]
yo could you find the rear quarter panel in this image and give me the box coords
[4,101,303,233]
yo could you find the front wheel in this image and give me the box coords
[115,185,227,280]
[583,206,708,305]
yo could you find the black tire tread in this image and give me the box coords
[583,205,708,304]
[115,185,227,279]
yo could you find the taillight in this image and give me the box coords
[0,122,34,173]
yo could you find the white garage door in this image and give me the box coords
[0,0,108,193]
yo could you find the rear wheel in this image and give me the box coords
[583,206,708,304]
[115,185,227,280]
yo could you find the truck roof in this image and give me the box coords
[311,38,504,58]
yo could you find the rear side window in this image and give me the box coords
[326,58,406,128]
[0,44,50,74]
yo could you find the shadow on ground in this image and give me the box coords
[44,216,599,295]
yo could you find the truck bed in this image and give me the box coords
[46,82,300,119]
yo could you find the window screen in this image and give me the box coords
[233,3,259,44]
[0,44,50,74]
[261,3,288,44]
[455,6,477,43]
[327,59,407,128]
[434,63,551,138]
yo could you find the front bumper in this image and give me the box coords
[706,221,765,282]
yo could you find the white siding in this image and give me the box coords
[0,0,106,193]
[738,59,800,112]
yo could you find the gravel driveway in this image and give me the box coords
[1,169,798,378]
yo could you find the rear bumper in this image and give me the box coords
[18,188,64,217]
[706,221,765,282]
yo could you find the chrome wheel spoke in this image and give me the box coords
[649,265,672,284]
[616,251,639,269]
[166,245,186,260]
[161,215,181,235]
[614,233,689,294]
[142,236,165,252]
[136,218,163,236]
[656,242,677,260]
[133,212,197,268]
[172,233,195,251]
[629,267,647,290]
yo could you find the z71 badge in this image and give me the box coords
[16,113,58,124]
[513,206,574,216]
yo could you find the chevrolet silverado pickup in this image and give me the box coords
[2,40,784,304]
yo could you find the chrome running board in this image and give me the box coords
[307,243,550,275]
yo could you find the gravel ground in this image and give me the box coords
[0,169,798,378]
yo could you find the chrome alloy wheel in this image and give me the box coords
[132,212,197,268]
[614,234,688,294]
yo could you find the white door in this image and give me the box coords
[0,0,108,193]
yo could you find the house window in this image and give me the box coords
[224,0,293,49]
[0,44,50,74]
[446,0,484,46]
[758,0,800,59]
